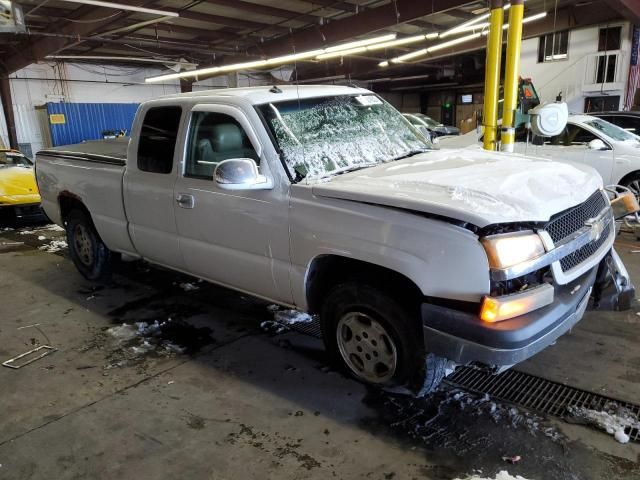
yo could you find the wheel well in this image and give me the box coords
[618,170,640,187]
[58,193,90,224]
[305,255,424,315]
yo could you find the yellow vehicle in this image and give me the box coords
[0,149,43,224]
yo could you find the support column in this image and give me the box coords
[0,76,18,149]
[500,0,525,152]
[482,0,504,151]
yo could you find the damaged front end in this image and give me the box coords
[421,188,638,372]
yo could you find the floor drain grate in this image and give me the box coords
[273,317,323,338]
[446,367,640,442]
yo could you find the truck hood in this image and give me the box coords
[311,149,602,227]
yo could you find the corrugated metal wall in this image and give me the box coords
[46,102,139,146]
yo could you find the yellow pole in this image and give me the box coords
[500,0,525,152]
[482,0,504,151]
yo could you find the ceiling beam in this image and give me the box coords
[200,0,318,23]
[609,0,640,24]
[324,2,623,85]
[247,0,473,57]
[1,6,127,75]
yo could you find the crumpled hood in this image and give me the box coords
[0,167,41,204]
[311,148,602,227]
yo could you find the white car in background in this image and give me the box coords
[439,115,640,194]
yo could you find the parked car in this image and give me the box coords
[35,86,633,395]
[403,113,460,139]
[590,110,640,135]
[439,115,640,193]
[0,149,42,224]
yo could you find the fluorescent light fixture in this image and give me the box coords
[391,48,428,63]
[145,32,405,83]
[323,34,397,52]
[56,0,179,17]
[440,2,512,38]
[316,33,439,60]
[381,10,545,67]
[522,11,547,23]
[427,32,482,52]
[266,50,325,64]
[482,11,548,34]
[316,34,435,60]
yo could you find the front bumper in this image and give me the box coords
[422,270,593,366]
[421,249,632,367]
[0,202,45,221]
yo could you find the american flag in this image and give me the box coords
[625,25,640,111]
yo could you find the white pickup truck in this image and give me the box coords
[36,85,634,395]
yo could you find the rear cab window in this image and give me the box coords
[137,106,182,174]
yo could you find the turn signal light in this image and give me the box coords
[480,284,554,323]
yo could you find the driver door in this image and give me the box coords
[173,104,292,304]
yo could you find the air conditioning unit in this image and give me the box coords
[0,1,26,34]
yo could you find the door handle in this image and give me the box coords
[175,193,195,209]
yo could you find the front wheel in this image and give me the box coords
[321,282,447,396]
[65,209,113,282]
[621,173,640,199]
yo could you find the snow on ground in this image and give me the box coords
[454,471,532,480]
[106,320,188,362]
[18,224,64,235]
[179,282,200,292]
[38,240,68,253]
[567,402,639,444]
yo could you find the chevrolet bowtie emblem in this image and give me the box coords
[585,217,605,242]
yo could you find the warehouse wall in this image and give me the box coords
[0,62,269,154]
[520,22,632,112]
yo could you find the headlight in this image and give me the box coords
[481,231,545,269]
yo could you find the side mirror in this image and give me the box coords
[214,158,273,191]
[588,139,608,151]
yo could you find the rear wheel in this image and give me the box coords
[321,282,447,396]
[65,209,113,282]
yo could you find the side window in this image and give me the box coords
[567,125,597,144]
[137,106,182,174]
[185,111,259,179]
[546,125,596,146]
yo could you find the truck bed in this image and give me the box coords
[35,138,135,255]
[38,138,128,165]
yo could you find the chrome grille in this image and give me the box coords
[545,190,608,243]
[544,191,611,273]
[559,220,611,271]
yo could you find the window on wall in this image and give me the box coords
[538,30,569,62]
[598,26,621,51]
[137,106,182,174]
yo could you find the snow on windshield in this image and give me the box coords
[259,95,432,180]
[585,118,640,143]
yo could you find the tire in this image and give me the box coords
[320,282,447,396]
[65,209,113,282]
[621,172,640,199]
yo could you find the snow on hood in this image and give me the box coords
[312,148,602,227]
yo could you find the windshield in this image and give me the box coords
[415,114,440,128]
[257,95,433,181]
[584,118,640,143]
[0,151,32,168]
